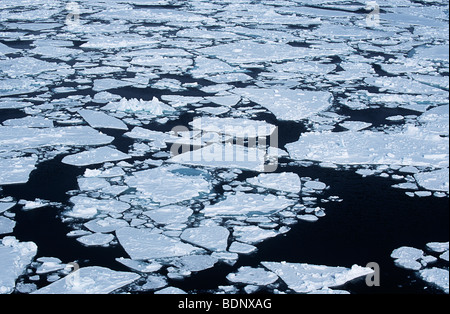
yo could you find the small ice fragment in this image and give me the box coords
[116,258,162,273]
[303,181,327,191]
[154,287,187,294]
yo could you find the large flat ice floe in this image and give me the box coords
[116,227,199,260]
[78,109,128,131]
[0,237,37,294]
[202,192,294,217]
[62,146,131,167]
[286,127,448,169]
[0,156,37,186]
[33,266,140,294]
[168,143,268,172]
[233,88,333,122]
[261,262,374,293]
[0,126,113,153]
[125,165,211,206]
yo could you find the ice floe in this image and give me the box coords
[246,172,301,194]
[0,156,37,186]
[0,237,37,294]
[203,192,294,217]
[116,227,199,260]
[391,242,449,293]
[125,165,211,206]
[233,88,333,122]
[33,266,140,294]
[78,109,128,131]
[62,147,131,167]
[180,226,229,252]
[261,262,374,294]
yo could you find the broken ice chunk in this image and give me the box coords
[190,117,276,138]
[173,255,218,273]
[0,216,15,235]
[418,268,449,294]
[125,165,211,206]
[246,172,301,194]
[414,169,449,193]
[233,88,332,122]
[116,258,162,273]
[66,196,130,219]
[226,266,278,286]
[180,226,230,252]
[33,266,140,294]
[204,192,294,218]
[92,79,133,92]
[228,242,257,255]
[84,217,129,233]
[116,227,198,260]
[102,97,175,115]
[391,246,425,270]
[426,242,449,254]
[62,147,131,167]
[233,225,278,244]
[261,262,374,294]
[78,109,128,131]
[77,233,115,247]
[168,143,268,172]
[3,116,54,128]
[0,202,15,214]
[0,237,37,294]
[143,205,193,225]
[0,156,37,186]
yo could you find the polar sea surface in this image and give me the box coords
[0,0,449,295]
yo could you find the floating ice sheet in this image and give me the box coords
[0,237,37,294]
[233,88,332,121]
[144,205,193,225]
[103,97,175,115]
[415,169,449,193]
[246,172,301,194]
[125,165,211,206]
[66,196,130,219]
[262,262,373,293]
[227,267,278,286]
[0,216,15,235]
[62,147,131,167]
[0,126,113,153]
[169,143,268,172]
[33,266,140,294]
[78,109,128,131]
[180,226,229,252]
[203,192,294,217]
[286,128,449,169]
[0,156,37,186]
[116,227,199,260]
